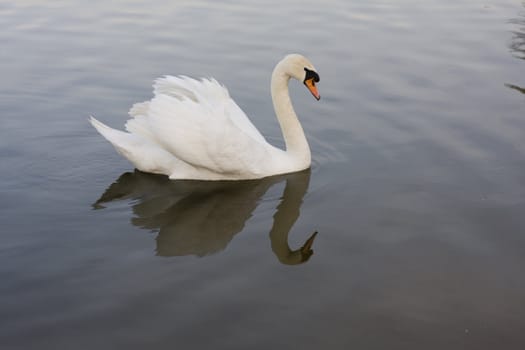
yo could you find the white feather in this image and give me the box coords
[90,54,319,180]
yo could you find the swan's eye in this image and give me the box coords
[303,67,320,83]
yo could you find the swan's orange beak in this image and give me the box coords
[304,78,320,101]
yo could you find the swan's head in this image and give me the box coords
[281,54,321,100]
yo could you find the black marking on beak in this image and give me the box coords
[303,67,320,84]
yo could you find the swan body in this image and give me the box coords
[90,54,320,180]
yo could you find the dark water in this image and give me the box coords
[1,0,525,349]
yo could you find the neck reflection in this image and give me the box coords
[93,169,317,265]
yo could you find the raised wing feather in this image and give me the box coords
[147,93,267,175]
[152,76,267,144]
[128,76,272,176]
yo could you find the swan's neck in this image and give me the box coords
[271,64,311,167]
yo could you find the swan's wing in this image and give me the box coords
[151,76,267,144]
[147,94,270,175]
[129,76,273,175]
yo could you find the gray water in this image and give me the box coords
[1,0,525,349]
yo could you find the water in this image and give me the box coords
[1,0,524,349]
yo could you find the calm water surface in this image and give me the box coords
[1,0,525,349]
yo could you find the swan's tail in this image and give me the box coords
[89,116,177,175]
[90,116,122,142]
[89,116,139,159]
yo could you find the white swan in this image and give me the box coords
[90,54,320,180]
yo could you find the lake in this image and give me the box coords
[1,0,524,349]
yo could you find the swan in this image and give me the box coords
[90,54,320,180]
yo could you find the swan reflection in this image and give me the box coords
[94,169,317,264]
